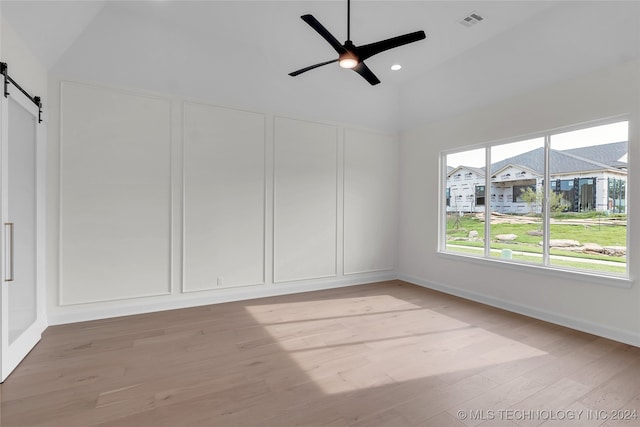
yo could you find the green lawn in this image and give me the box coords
[445,213,627,273]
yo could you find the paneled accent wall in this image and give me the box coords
[59,82,172,304]
[183,102,265,291]
[52,81,397,320]
[273,117,338,283]
[344,129,398,274]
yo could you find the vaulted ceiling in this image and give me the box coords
[2,1,639,131]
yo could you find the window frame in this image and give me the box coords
[439,116,632,286]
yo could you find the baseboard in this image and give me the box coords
[47,271,397,325]
[397,273,640,348]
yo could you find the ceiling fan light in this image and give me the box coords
[339,52,358,69]
[339,58,358,69]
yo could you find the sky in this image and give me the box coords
[446,121,629,169]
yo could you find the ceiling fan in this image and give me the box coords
[289,0,426,86]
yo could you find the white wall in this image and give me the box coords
[183,102,266,292]
[273,117,338,282]
[398,60,640,346]
[46,80,398,324]
[59,82,172,304]
[344,129,398,274]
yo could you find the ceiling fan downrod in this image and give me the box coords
[347,0,351,42]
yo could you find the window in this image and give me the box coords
[442,120,628,278]
[513,183,536,203]
[475,185,485,206]
[551,179,576,211]
[608,178,626,213]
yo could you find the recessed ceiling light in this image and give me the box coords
[391,64,402,71]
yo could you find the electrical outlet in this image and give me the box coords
[217,276,223,287]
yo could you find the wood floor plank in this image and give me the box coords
[1,280,639,426]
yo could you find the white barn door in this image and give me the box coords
[0,87,47,382]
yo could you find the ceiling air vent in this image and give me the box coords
[460,11,485,28]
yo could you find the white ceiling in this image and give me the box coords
[2,1,639,131]
[1,0,107,69]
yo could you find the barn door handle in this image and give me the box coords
[4,222,13,282]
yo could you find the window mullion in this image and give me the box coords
[485,146,491,258]
[440,154,447,252]
[543,134,551,266]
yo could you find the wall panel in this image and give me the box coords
[60,82,172,304]
[274,117,338,282]
[183,102,265,291]
[344,129,397,274]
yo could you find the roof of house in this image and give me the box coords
[491,163,541,178]
[447,165,486,179]
[561,142,628,169]
[488,141,627,176]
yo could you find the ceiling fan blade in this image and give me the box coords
[358,30,426,61]
[289,59,339,77]
[353,62,380,86]
[301,14,346,55]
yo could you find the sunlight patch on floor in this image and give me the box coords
[245,294,548,394]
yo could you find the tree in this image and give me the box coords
[520,186,566,216]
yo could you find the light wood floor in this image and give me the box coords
[1,280,639,426]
